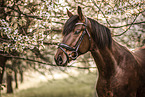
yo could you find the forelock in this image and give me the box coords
[63,15,79,36]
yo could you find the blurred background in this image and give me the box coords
[0,0,145,97]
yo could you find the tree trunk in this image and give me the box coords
[20,70,23,83]
[0,56,7,85]
[6,72,13,93]
[14,71,18,88]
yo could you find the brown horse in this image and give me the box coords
[54,6,145,97]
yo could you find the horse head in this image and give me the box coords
[54,6,92,66]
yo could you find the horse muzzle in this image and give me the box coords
[54,54,68,66]
[54,44,79,66]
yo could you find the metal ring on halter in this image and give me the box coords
[69,51,78,60]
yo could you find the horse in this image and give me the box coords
[54,6,145,97]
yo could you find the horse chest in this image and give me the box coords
[97,72,138,97]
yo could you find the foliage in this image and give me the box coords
[0,0,144,61]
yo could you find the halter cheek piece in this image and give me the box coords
[55,17,91,65]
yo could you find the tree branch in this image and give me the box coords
[114,10,145,37]
[1,6,43,20]
[43,42,59,46]
[110,21,145,28]
[92,0,111,26]
[0,53,96,69]
[0,53,55,66]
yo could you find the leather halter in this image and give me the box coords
[55,17,91,66]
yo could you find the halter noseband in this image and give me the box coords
[55,17,91,66]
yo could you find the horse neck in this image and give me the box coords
[90,39,133,79]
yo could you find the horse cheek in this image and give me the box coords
[79,36,90,54]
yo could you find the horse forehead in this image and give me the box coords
[62,33,72,42]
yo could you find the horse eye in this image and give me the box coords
[74,30,80,34]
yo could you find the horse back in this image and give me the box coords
[133,46,145,84]
[134,46,145,97]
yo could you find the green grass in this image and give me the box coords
[2,72,97,97]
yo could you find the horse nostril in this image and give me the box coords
[57,55,63,65]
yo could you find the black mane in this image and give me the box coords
[88,18,112,49]
[62,15,112,49]
[63,15,79,35]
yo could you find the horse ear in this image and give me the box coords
[77,6,85,21]
[67,8,73,18]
